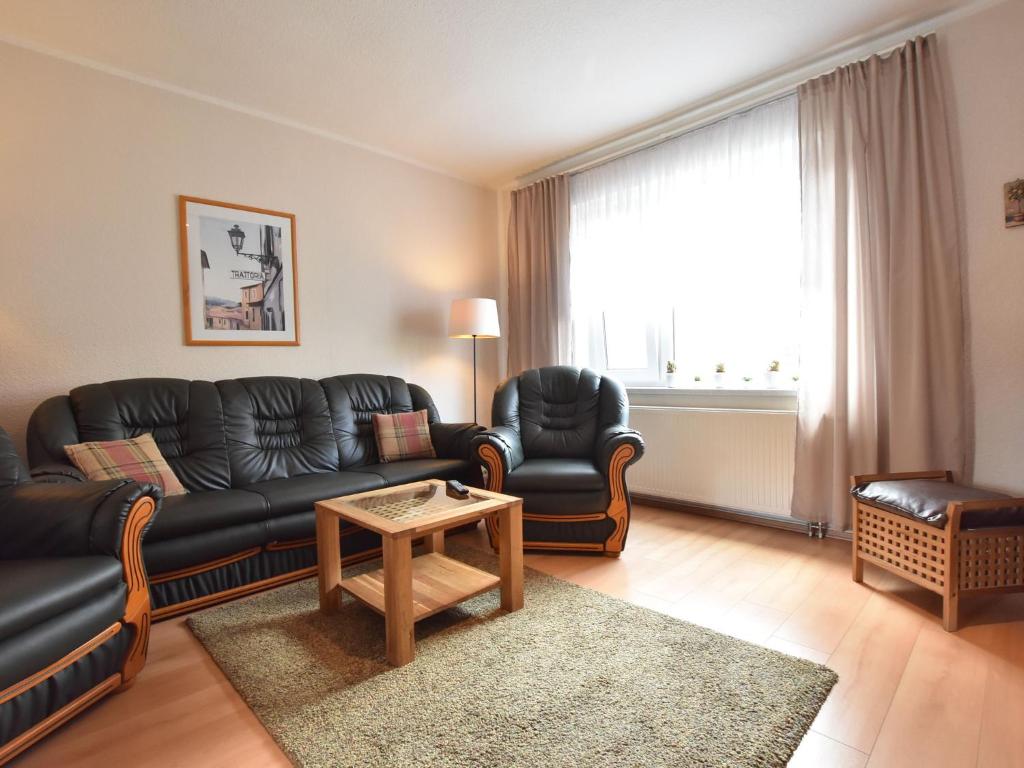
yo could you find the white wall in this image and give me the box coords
[941,0,1024,494]
[0,42,499,457]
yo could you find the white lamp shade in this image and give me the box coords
[449,298,500,338]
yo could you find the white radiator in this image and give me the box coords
[628,406,797,517]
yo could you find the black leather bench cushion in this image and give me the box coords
[351,458,470,486]
[852,479,1024,529]
[0,557,124,642]
[146,489,269,542]
[505,458,606,493]
[244,471,385,519]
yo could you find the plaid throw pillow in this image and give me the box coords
[64,433,188,496]
[372,410,436,463]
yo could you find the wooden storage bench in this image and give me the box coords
[850,470,1024,631]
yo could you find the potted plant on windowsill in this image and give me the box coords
[714,363,726,388]
[665,360,678,388]
[766,360,781,388]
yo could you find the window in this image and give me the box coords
[569,94,801,386]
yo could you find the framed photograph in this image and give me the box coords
[178,196,300,345]
[1005,178,1024,228]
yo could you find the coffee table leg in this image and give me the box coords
[316,508,341,614]
[383,535,415,666]
[499,501,524,612]
[422,530,445,554]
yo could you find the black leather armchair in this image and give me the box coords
[472,366,644,556]
[0,428,160,763]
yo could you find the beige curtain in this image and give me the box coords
[792,35,967,530]
[506,175,571,374]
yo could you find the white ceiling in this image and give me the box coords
[1,0,969,187]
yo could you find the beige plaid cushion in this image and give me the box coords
[372,409,437,463]
[64,433,187,496]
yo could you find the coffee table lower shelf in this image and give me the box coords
[340,552,501,622]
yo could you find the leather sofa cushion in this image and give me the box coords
[852,479,1024,529]
[143,522,268,575]
[505,458,606,493]
[517,367,601,459]
[218,377,340,485]
[0,584,126,692]
[0,557,124,642]
[68,379,231,492]
[146,489,269,543]
[351,458,470,486]
[321,374,416,468]
[515,489,611,517]
[0,427,29,487]
[266,510,364,544]
[244,471,384,519]
[0,626,131,742]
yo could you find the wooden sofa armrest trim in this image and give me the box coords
[478,444,504,548]
[119,495,157,686]
[604,442,637,554]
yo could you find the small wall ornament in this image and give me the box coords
[1005,178,1024,228]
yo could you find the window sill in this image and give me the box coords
[627,386,798,413]
[628,386,797,397]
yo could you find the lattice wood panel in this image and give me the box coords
[856,504,947,590]
[959,532,1024,592]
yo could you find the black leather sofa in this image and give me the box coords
[0,427,159,763]
[472,366,644,556]
[27,374,483,619]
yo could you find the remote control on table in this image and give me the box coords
[445,479,470,499]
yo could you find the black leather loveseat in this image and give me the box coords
[0,427,159,763]
[27,374,482,619]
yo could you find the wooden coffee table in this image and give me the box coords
[314,480,524,666]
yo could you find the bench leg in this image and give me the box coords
[943,593,959,632]
[851,497,864,584]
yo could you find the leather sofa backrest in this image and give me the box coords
[217,377,339,485]
[502,366,603,459]
[320,374,415,468]
[27,373,445,486]
[0,427,29,487]
[66,379,232,492]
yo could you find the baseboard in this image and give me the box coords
[633,493,853,542]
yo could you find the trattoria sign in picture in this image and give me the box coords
[179,196,300,345]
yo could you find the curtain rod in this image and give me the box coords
[512,0,1000,188]
[570,91,798,179]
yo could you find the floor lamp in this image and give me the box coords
[448,298,500,424]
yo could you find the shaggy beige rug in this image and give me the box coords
[187,544,836,767]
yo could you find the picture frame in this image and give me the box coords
[178,195,300,346]
[1005,179,1024,228]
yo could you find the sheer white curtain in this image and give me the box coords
[569,94,801,384]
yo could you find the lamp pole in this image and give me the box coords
[472,334,478,424]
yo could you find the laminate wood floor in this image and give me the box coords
[14,505,1024,767]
